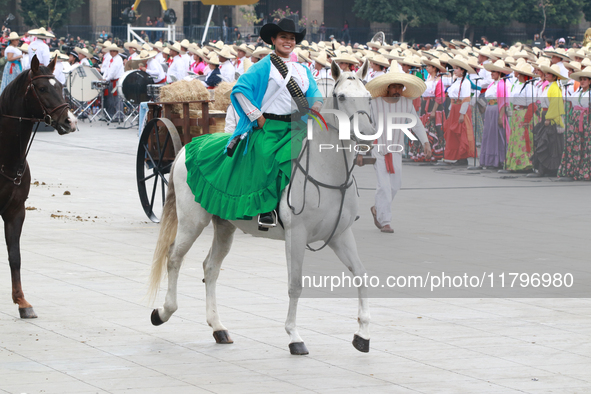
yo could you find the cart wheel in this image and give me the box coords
[137,118,182,223]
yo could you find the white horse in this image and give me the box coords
[148,60,374,355]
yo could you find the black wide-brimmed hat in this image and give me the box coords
[260,18,306,45]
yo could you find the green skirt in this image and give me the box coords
[185,119,306,220]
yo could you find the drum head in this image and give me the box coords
[121,70,153,104]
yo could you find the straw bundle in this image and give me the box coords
[159,79,210,114]
[212,81,234,111]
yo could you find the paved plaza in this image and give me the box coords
[0,121,590,394]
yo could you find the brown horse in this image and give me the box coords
[0,55,77,318]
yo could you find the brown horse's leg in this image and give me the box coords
[4,206,36,318]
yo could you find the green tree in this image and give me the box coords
[440,0,518,42]
[353,0,443,42]
[515,0,585,38]
[20,0,85,29]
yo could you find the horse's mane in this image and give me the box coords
[0,65,54,115]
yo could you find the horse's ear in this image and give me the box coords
[48,55,57,72]
[331,60,341,81]
[356,58,369,80]
[31,55,40,74]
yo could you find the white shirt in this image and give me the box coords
[535,80,550,108]
[103,54,124,81]
[423,75,438,98]
[570,88,591,107]
[154,52,164,64]
[53,61,65,84]
[101,52,112,74]
[128,52,139,61]
[182,53,192,71]
[21,53,30,70]
[235,54,317,121]
[447,77,472,114]
[167,55,187,83]
[314,68,332,80]
[364,70,385,83]
[510,80,535,107]
[219,60,236,82]
[477,61,493,89]
[370,97,428,157]
[556,62,569,79]
[234,56,246,75]
[224,103,238,133]
[28,38,50,66]
[146,58,166,82]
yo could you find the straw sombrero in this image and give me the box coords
[150,41,164,51]
[438,53,452,65]
[311,51,331,68]
[422,57,446,72]
[510,62,536,78]
[365,71,427,99]
[136,50,157,61]
[233,43,253,56]
[17,43,28,53]
[163,47,170,55]
[369,54,390,68]
[74,47,91,58]
[206,53,220,66]
[180,39,191,49]
[141,43,153,52]
[467,56,483,70]
[476,46,496,59]
[28,27,54,39]
[483,59,512,74]
[51,50,68,61]
[532,57,551,71]
[124,40,142,51]
[103,44,124,53]
[545,48,570,61]
[296,48,312,63]
[540,64,568,80]
[570,66,591,81]
[7,32,23,41]
[215,45,236,60]
[564,61,582,72]
[167,42,184,54]
[332,52,359,65]
[251,47,271,59]
[383,49,403,61]
[448,55,477,74]
[398,56,421,68]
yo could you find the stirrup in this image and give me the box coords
[258,210,278,230]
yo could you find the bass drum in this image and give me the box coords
[67,64,103,102]
[118,70,153,104]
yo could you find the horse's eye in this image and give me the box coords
[338,95,346,102]
[39,87,46,92]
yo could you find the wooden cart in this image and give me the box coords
[136,100,226,222]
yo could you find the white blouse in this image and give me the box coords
[5,45,22,59]
[236,54,317,121]
[447,77,471,99]
[510,81,535,107]
[422,75,438,98]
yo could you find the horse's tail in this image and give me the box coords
[147,166,178,303]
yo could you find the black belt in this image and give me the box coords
[263,112,301,122]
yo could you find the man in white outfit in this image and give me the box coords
[166,42,188,83]
[102,45,124,119]
[28,28,52,66]
[365,72,432,233]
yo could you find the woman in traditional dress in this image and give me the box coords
[529,64,566,177]
[558,66,591,181]
[443,56,477,165]
[505,62,537,172]
[410,57,446,162]
[0,32,23,94]
[189,47,207,75]
[480,60,512,169]
[183,19,322,226]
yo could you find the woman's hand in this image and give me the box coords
[257,115,266,129]
[311,101,322,113]
[459,114,465,124]
[423,142,433,160]
[429,110,436,119]
[545,120,550,126]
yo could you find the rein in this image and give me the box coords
[0,71,69,186]
[286,74,370,252]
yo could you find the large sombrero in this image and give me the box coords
[422,57,446,72]
[365,71,427,99]
[167,42,184,54]
[510,62,536,78]
[544,48,570,61]
[332,52,359,65]
[251,46,272,59]
[28,27,54,39]
[124,40,142,51]
[215,45,236,59]
[6,32,23,41]
[260,18,306,45]
[540,64,568,80]
[74,47,91,58]
[311,50,331,68]
[369,54,390,68]
[448,55,477,74]
[103,44,124,53]
[570,66,591,81]
[483,59,512,74]
[233,43,253,56]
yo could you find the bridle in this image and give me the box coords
[1,71,69,125]
[287,73,372,251]
[0,71,70,186]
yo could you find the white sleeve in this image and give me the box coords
[224,104,238,133]
[235,93,261,122]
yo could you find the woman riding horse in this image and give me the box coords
[184,19,322,227]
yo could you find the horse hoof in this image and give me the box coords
[151,309,164,326]
[213,330,233,344]
[19,307,37,319]
[289,342,309,355]
[352,334,370,353]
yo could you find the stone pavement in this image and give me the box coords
[0,121,589,394]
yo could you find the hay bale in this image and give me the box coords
[159,79,210,114]
[212,81,235,112]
